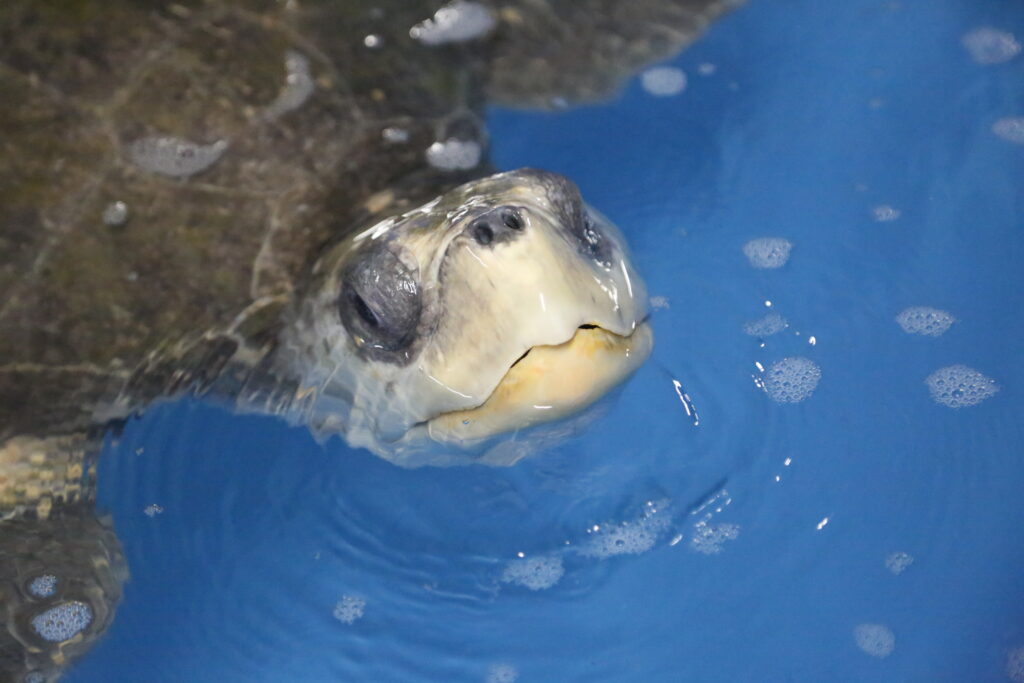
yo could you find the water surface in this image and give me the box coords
[70,0,1024,680]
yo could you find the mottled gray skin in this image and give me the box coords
[0,0,741,679]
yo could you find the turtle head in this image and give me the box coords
[288,168,652,464]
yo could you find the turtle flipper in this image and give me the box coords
[486,0,745,108]
[0,504,126,682]
[0,435,126,681]
[0,435,97,523]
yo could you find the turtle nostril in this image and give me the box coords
[473,222,494,245]
[501,208,523,230]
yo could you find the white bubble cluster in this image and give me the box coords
[962,27,1021,65]
[31,601,93,642]
[500,555,564,591]
[895,307,955,336]
[993,117,1024,144]
[743,311,788,337]
[641,67,687,96]
[649,295,670,310]
[102,201,129,226]
[264,50,315,120]
[129,136,228,178]
[925,365,999,408]
[580,499,672,559]
[743,237,792,269]
[1007,646,1024,682]
[872,205,901,222]
[689,521,740,555]
[853,623,895,658]
[144,503,163,517]
[28,574,58,598]
[426,139,482,170]
[884,551,914,575]
[486,663,519,683]
[332,595,365,625]
[697,63,717,76]
[410,1,496,46]
[763,357,821,404]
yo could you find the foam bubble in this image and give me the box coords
[582,521,658,557]
[332,595,365,625]
[641,67,687,96]
[426,139,481,170]
[129,136,228,178]
[872,205,901,222]
[853,623,895,658]
[895,307,955,336]
[264,50,315,120]
[1007,646,1024,682]
[144,503,163,517]
[410,1,496,46]
[743,311,788,337]
[102,201,129,226]
[993,117,1024,144]
[962,27,1021,64]
[689,521,740,555]
[580,499,672,559]
[501,555,564,591]
[763,357,821,404]
[885,551,913,575]
[743,237,792,269]
[28,574,58,598]
[697,63,717,76]
[925,365,999,408]
[31,601,92,642]
[649,295,670,310]
[486,663,519,683]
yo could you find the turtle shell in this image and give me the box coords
[0,0,491,442]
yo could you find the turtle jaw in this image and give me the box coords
[426,321,653,444]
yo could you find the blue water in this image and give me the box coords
[69,0,1024,680]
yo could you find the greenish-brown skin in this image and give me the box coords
[0,0,741,679]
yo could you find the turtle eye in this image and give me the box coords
[338,243,421,361]
[350,292,380,328]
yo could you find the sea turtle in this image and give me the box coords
[0,0,741,679]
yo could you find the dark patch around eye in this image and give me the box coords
[338,242,422,363]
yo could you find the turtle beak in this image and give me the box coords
[427,321,652,443]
